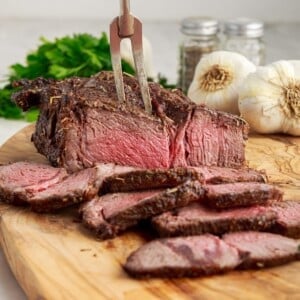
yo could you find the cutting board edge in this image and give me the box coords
[0,210,45,300]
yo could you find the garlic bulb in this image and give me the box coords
[239,60,300,136]
[120,37,156,79]
[188,51,256,115]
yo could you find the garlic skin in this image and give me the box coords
[188,51,256,115]
[120,37,156,79]
[239,60,300,136]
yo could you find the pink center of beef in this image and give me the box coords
[101,190,161,218]
[81,108,170,169]
[0,162,67,193]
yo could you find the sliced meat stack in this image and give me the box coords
[0,162,134,212]
[80,181,204,239]
[80,180,282,239]
[13,72,248,172]
[102,166,266,193]
[0,161,268,213]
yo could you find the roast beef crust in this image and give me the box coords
[13,72,248,172]
[101,167,203,194]
[152,209,278,237]
[81,180,205,239]
[102,166,267,194]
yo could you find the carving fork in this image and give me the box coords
[110,0,152,113]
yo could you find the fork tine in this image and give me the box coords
[110,18,126,103]
[130,18,152,114]
[110,0,152,113]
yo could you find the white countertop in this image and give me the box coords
[0,19,300,300]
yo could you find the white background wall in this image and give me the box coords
[0,0,300,22]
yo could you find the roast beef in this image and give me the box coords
[269,200,300,238]
[0,162,134,212]
[124,235,248,278]
[80,180,205,239]
[0,160,273,213]
[193,166,266,184]
[13,72,249,172]
[29,168,100,212]
[102,166,266,193]
[223,231,300,269]
[152,199,300,239]
[124,232,300,277]
[184,106,248,168]
[203,182,282,209]
[101,167,201,193]
[81,180,280,239]
[152,203,277,237]
[0,162,68,205]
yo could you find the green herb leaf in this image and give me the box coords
[0,85,23,119]
[0,32,172,121]
[25,109,39,122]
[157,73,176,89]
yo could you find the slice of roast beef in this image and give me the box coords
[0,162,135,212]
[102,166,266,193]
[29,167,99,212]
[80,180,204,239]
[203,182,282,209]
[269,200,300,238]
[124,235,248,278]
[223,231,300,269]
[152,203,277,237]
[0,162,68,205]
[13,72,248,172]
[30,163,137,212]
[194,166,266,184]
[101,167,202,193]
[185,106,248,169]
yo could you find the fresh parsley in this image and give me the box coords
[0,33,135,120]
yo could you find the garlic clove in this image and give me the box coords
[239,60,300,136]
[282,116,300,136]
[239,95,285,134]
[188,51,256,115]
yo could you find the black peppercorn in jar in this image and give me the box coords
[178,17,220,93]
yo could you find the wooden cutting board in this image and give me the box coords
[0,124,299,300]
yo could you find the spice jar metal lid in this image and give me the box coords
[181,17,219,36]
[224,18,264,38]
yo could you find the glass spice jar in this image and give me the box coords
[223,18,265,66]
[178,17,220,94]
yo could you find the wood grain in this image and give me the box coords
[0,125,299,300]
